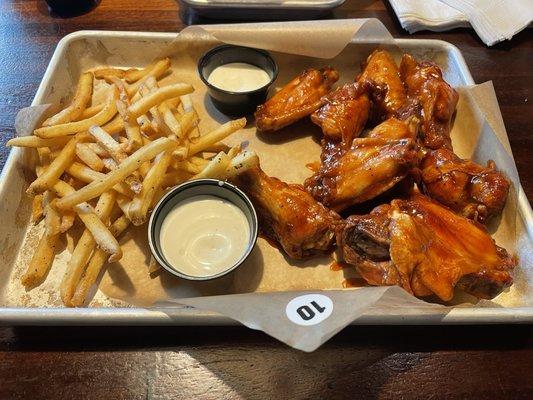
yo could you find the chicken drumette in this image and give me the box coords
[233,164,342,259]
[400,54,459,150]
[310,82,370,146]
[339,194,515,301]
[420,148,510,223]
[358,49,407,122]
[255,67,339,132]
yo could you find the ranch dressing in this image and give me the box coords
[207,62,271,92]
[160,195,250,278]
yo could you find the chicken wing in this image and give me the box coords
[310,82,370,146]
[363,116,418,141]
[400,54,459,150]
[357,50,407,122]
[305,120,419,211]
[233,165,342,259]
[255,67,339,132]
[339,194,515,301]
[420,148,510,223]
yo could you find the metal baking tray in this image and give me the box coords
[179,0,346,21]
[0,30,531,325]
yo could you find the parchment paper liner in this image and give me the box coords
[10,19,532,351]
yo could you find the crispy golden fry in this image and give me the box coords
[179,110,199,139]
[127,83,194,119]
[43,72,94,126]
[21,232,60,288]
[116,98,142,150]
[55,137,177,210]
[66,162,133,197]
[75,103,105,121]
[192,151,231,180]
[188,118,246,157]
[148,255,160,274]
[161,170,190,188]
[159,101,183,138]
[88,126,128,163]
[27,133,87,195]
[6,135,71,148]
[124,67,145,83]
[93,67,126,81]
[34,86,118,138]
[128,151,173,226]
[43,193,61,237]
[70,215,130,307]
[60,191,117,306]
[127,58,171,96]
[223,150,260,180]
[101,114,125,135]
[60,211,76,233]
[31,194,44,223]
[75,143,105,171]
[85,142,110,157]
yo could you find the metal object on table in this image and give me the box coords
[0,30,531,326]
[180,0,346,21]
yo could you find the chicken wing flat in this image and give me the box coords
[339,194,515,301]
[305,120,419,211]
[255,67,339,132]
[420,148,510,223]
[310,82,370,146]
[400,54,459,150]
[358,50,407,121]
[233,165,342,259]
[363,116,418,141]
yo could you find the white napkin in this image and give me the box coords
[388,0,533,46]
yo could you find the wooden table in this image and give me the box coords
[0,1,531,398]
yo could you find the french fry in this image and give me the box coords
[27,133,87,195]
[70,214,130,307]
[161,170,190,188]
[66,162,133,197]
[179,110,199,140]
[191,151,231,180]
[223,150,259,180]
[93,67,126,81]
[159,101,184,138]
[31,194,44,223]
[74,103,105,121]
[75,143,105,171]
[60,211,76,233]
[55,137,177,210]
[127,83,194,119]
[60,191,117,306]
[187,118,246,157]
[85,142,110,157]
[101,114,125,135]
[34,86,119,138]
[180,94,194,113]
[21,232,60,288]
[43,193,61,237]
[6,135,71,148]
[128,151,172,225]
[124,67,144,83]
[148,255,160,274]
[127,57,171,96]
[43,72,94,126]
[88,125,128,163]
[116,97,142,150]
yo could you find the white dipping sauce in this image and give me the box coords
[160,195,250,278]
[207,62,271,92]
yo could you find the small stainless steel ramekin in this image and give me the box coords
[148,179,258,281]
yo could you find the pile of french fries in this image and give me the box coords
[8,57,258,307]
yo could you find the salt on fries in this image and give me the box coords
[8,58,255,307]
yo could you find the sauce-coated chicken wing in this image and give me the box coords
[310,82,370,146]
[233,165,342,259]
[339,194,515,301]
[420,148,510,223]
[400,54,459,150]
[358,50,407,121]
[305,135,418,211]
[255,67,339,132]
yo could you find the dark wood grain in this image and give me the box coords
[0,1,532,399]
